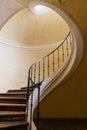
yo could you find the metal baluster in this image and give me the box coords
[34,64,36,84]
[43,58,45,81]
[62,43,64,63]
[66,38,69,57]
[70,32,72,49]
[36,85,40,130]
[26,69,31,120]
[32,66,34,83]
[53,52,54,72]
[48,55,49,76]
[58,48,60,69]
[29,67,33,130]
[38,61,40,83]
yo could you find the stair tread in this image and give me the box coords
[21,86,36,89]
[6,92,27,94]
[0,93,27,95]
[0,86,29,128]
[0,103,26,107]
[21,87,27,89]
[0,111,27,116]
[8,89,27,92]
[0,121,28,129]
[0,97,26,99]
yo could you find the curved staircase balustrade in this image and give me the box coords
[27,32,72,130]
[28,32,72,85]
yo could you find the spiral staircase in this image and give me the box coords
[0,0,86,130]
[0,86,28,130]
[0,32,73,130]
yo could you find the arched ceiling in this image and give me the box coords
[0,0,69,48]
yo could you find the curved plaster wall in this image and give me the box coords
[30,1,84,119]
[0,1,70,93]
[0,45,56,93]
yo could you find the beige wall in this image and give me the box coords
[0,44,56,92]
[0,6,69,93]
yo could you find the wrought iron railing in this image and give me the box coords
[27,32,72,130]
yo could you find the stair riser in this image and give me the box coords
[0,115,26,121]
[21,87,35,91]
[0,99,26,104]
[7,92,27,94]
[0,94,27,98]
[21,88,27,90]
[0,125,28,130]
[7,92,31,95]
[7,90,27,93]
[0,107,26,111]
[7,92,32,96]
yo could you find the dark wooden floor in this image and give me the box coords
[34,118,87,130]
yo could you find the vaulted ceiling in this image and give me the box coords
[0,0,69,48]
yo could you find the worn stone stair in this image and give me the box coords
[0,111,27,121]
[0,103,26,111]
[0,83,39,130]
[0,86,30,130]
[0,92,27,98]
[0,97,27,104]
[0,121,29,130]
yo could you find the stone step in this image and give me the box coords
[7,89,27,93]
[0,121,29,130]
[0,103,26,111]
[0,93,27,98]
[0,97,26,104]
[21,86,36,90]
[0,111,27,121]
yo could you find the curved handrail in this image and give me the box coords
[30,32,71,68]
[28,32,72,84]
[27,32,72,130]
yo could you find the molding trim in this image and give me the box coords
[0,38,63,50]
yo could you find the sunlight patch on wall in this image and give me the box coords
[29,4,52,15]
